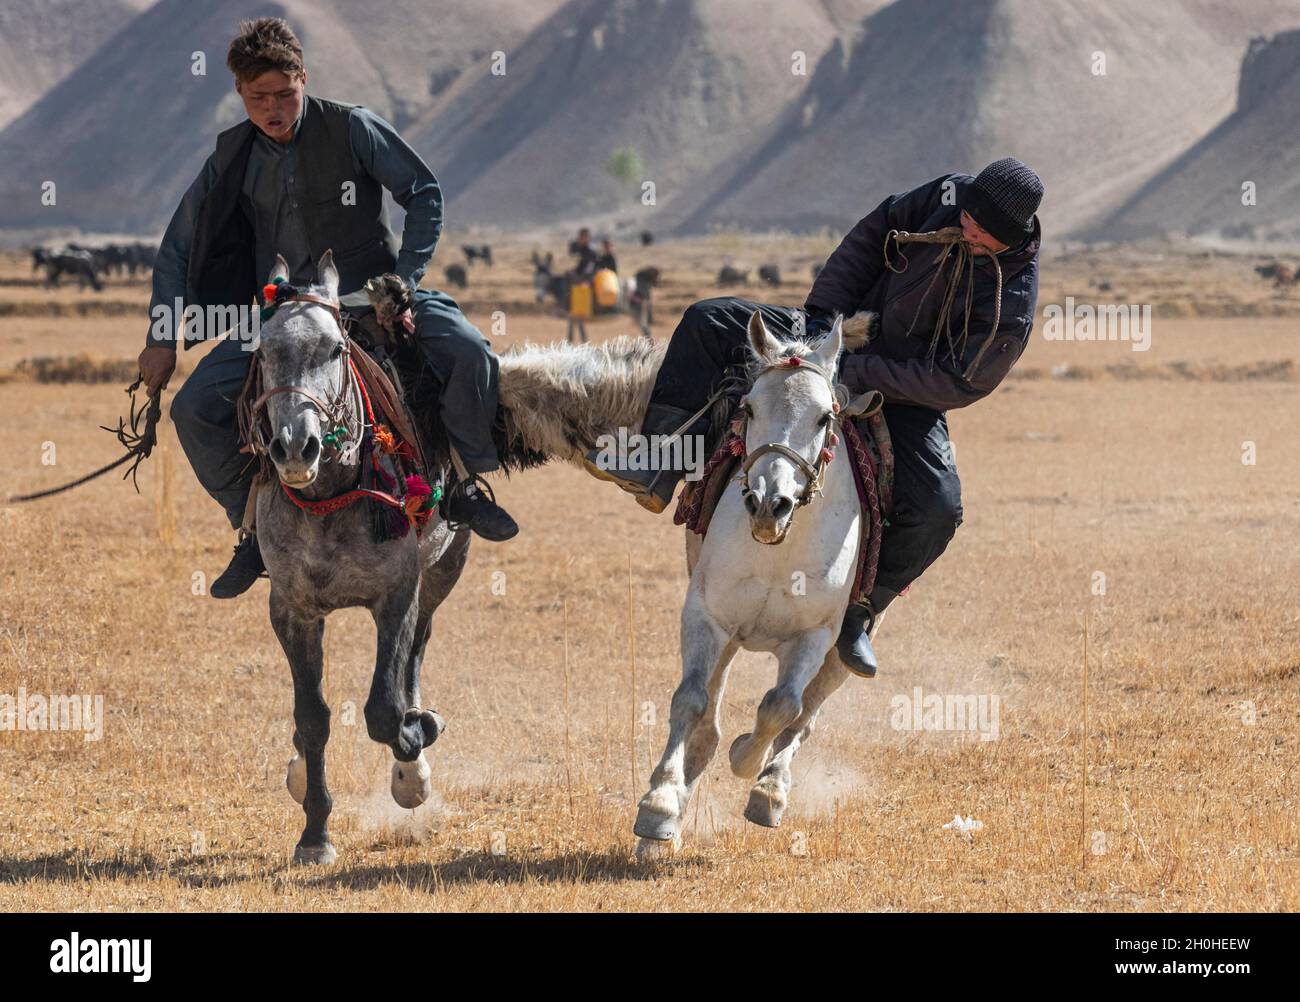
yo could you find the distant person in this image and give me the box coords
[136,17,518,599]
[595,237,617,273]
[568,227,598,280]
[586,158,1044,678]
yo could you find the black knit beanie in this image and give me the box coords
[960,157,1043,246]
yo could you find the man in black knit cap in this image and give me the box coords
[587,157,1044,678]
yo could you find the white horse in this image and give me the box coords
[393,299,880,853]
[632,309,880,853]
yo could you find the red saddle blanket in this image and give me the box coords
[673,415,893,605]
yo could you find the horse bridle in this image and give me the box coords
[241,293,362,464]
[735,354,882,516]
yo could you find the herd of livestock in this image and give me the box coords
[27,238,1299,304]
[30,242,158,290]
[25,235,813,300]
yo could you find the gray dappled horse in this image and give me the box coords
[250,252,465,865]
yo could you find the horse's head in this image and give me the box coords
[255,251,349,489]
[739,310,843,545]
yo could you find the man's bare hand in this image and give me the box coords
[138,345,177,395]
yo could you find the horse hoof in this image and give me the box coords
[293,843,337,866]
[635,834,681,860]
[391,754,433,809]
[728,733,764,779]
[404,707,446,748]
[633,803,680,843]
[744,787,786,828]
[285,754,307,805]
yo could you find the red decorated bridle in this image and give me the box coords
[243,293,360,464]
[238,293,430,530]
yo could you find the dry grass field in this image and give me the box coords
[0,237,1298,911]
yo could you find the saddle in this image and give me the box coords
[674,404,895,605]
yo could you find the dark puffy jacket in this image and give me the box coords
[806,173,1040,411]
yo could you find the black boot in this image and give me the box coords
[442,475,519,541]
[582,402,709,514]
[211,532,266,599]
[836,586,899,678]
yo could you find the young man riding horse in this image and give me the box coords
[137,17,518,599]
[591,157,1044,678]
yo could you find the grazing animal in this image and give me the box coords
[758,263,782,286]
[98,242,155,278]
[248,251,466,864]
[462,243,493,266]
[43,250,103,290]
[717,265,749,287]
[444,263,468,289]
[640,230,655,246]
[64,242,111,277]
[1256,262,1297,287]
[633,266,660,330]
[531,250,568,307]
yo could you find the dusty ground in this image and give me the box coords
[0,238,1297,911]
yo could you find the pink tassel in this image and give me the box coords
[404,474,432,497]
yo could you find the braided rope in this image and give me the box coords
[883,227,1004,379]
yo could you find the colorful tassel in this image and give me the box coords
[373,424,397,454]
[404,474,433,498]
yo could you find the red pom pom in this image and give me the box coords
[262,283,278,302]
[404,474,433,498]
[820,447,834,464]
[784,356,802,367]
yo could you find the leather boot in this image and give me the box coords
[836,585,899,678]
[582,402,709,514]
[211,532,266,599]
[442,475,519,541]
